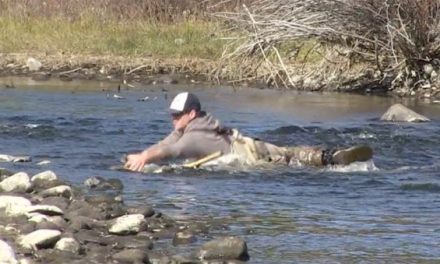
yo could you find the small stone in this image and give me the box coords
[423,64,434,75]
[109,214,146,235]
[18,229,61,250]
[197,236,249,261]
[37,160,51,166]
[174,38,185,45]
[27,213,50,223]
[40,185,72,199]
[55,237,80,253]
[26,58,42,71]
[112,249,149,263]
[26,204,64,216]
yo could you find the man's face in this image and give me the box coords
[171,110,196,131]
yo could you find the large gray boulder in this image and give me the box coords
[18,229,61,250]
[380,104,430,122]
[31,171,57,182]
[0,172,32,193]
[0,239,17,264]
[197,236,249,261]
[40,185,72,199]
[0,195,31,217]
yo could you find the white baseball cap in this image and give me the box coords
[169,92,201,114]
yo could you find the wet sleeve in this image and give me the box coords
[156,130,182,147]
[159,132,210,159]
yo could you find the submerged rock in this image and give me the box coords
[84,176,123,190]
[112,249,149,263]
[172,231,197,246]
[380,104,430,122]
[197,236,249,261]
[0,155,31,163]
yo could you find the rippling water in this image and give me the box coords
[1,78,440,263]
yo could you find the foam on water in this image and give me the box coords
[325,159,379,172]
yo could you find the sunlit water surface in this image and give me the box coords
[1,78,440,263]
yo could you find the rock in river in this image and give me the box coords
[197,236,249,261]
[380,103,430,122]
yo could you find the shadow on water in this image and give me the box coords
[1,78,440,263]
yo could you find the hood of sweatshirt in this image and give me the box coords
[184,112,226,134]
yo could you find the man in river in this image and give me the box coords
[124,92,373,171]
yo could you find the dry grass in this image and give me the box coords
[0,16,227,59]
[0,0,253,23]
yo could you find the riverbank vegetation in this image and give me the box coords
[1,0,440,98]
[0,0,238,59]
[219,0,440,97]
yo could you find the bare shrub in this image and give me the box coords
[0,0,255,23]
[217,0,440,92]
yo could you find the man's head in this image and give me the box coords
[169,92,201,131]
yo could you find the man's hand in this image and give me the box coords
[124,152,148,172]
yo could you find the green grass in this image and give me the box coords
[0,16,227,59]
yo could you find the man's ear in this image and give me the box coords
[188,110,197,119]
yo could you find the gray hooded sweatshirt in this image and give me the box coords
[156,112,232,160]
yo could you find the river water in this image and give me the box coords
[1,78,440,263]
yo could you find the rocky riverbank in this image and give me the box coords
[0,168,250,264]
